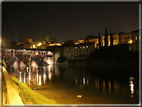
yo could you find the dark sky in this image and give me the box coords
[2,2,139,47]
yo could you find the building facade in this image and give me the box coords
[118,32,132,44]
[63,43,97,60]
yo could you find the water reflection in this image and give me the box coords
[9,65,138,98]
[129,77,135,97]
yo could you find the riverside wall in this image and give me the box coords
[2,67,24,105]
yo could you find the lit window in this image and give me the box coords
[136,37,137,40]
[83,46,85,49]
[86,46,88,48]
[80,47,81,48]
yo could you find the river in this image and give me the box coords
[7,64,139,104]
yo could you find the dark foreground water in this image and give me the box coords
[7,64,139,104]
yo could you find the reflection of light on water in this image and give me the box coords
[43,70,47,84]
[39,75,42,86]
[75,77,77,84]
[103,80,105,92]
[108,80,111,93]
[47,65,53,80]
[129,77,135,97]
[29,71,31,81]
[48,71,51,80]
[19,71,22,83]
[87,79,89,86]
[27,67,28,72]
[83,77,85,85]
[95,78,99,90]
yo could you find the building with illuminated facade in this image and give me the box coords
[63,42,97,60]
[45,36,57,44]
[118,32,132,44]
[26,38,33,43]
[101,33,120,46]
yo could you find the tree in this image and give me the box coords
[99,33,101,49]
[110,32,113,47]
[105,28,108,47]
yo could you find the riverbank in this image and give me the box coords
[35,80,139,104]
[2,66,57,105]
[11,77,57,104]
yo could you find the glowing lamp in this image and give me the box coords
[38,42,41,46]
[35,52,38,55]
[129,40,132,44]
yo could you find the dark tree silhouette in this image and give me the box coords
[110,32,113,47]
[105,28,108,47]
[99,33,101,49]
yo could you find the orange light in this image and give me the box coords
[35,52,38,55]
[129,40,132,44]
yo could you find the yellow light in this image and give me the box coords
[129,40,132,44]
[136,37,137,40]
[33,45,35,48]
[35,52,38,55]
[38,42,41,46]
[39,75,42,86]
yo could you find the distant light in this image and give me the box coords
[38,42,41,46]
[136,37,137,40]
[33,45,35,48]
[35,52,38,55]
[129,40,133,44]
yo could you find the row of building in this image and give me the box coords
[16,29,139,61]
[56,29,139,61]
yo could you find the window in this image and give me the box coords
[136,37,137,40]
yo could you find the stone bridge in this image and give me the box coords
[2,48,55,68]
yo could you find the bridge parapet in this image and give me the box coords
[3,48,53,56]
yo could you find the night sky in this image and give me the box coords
[2,2,139,47]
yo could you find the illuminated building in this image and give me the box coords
[63,42,97,60]
[45,36,57,44]
[131,29,139,52]
[17,41,24,45]
[101,32,134,48]
[26,38,33,43]
[101,33,119,46]
[74,39,85,45]
[118,32,132,44]
[45,36,50,43]
[85,38,99,44]
[49,38,57,43]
